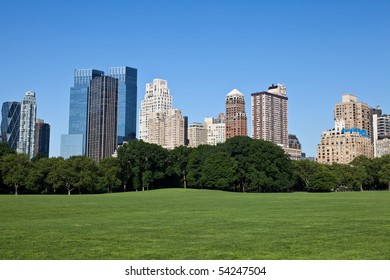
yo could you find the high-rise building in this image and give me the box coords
[107,66,137,144]
[205,114,226,146]
[87,76,118,162]
[225,89,247,140]
[334,94,371,137]
[61,69,104,158]
[251,84,288,148]
[139,79,172,142]
[183,116,189,146]
[1,101,21,152]
[34,119,50,157]
[164,109,184,149]
[317,94,373,164]
[147,112,165,146]
[188,123,207,148]
[17,91,37,159]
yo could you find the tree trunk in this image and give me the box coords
[142,186,145,191]
[360,183,364,192]
[123,183,127,192]
[388,181,390,191]
[183,171,187,189]
[15,184,19,195]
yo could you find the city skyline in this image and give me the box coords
[1,1,389,157]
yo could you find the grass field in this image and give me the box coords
[0,189,389,260]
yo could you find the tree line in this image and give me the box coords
[1,137,390,195]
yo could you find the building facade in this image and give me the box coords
[164,109,184,149]
[251,84,288,148]
[17,91,37,159]
[87,76,118,162]
[188,123,207,148]
[1,101,21,151]
[285,134,302,160]
[225,89,247,140]
[61,69,104,158]
[205,115,226,146]
[34,119,50,157]
[107,66,137,144]
[139,79,172,142]
[334,94,371,138]
[317,128,373,164]
[147,112,165,146]
[376,137,390,158]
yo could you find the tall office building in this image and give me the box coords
[334,94,371,137]
[87,76,118,162]
[251,84,288,148]
[61,69,104,158]
[164,109,184,149]
[34,119,50,157]
[139,79,172,142]
[107,66,137,144]
[225,89,247,140]
[1,101,21,151]
[17,91,37,159]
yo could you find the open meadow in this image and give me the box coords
[0,189,389,259]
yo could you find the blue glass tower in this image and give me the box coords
[61,69,104,158]
[107,66,137,144]
[1,101,21,151]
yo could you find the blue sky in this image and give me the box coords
[1,0,389,157]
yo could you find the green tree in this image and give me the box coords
[378,163,390,191]
[47,157,76,195]
[0,142,15,158]
[0,153,30,195]
[98,157,122,193]
[308,168,337,192]
[293,160,323,191]
[167,146,192,188]
[350,156,373,191]
[27,157,62,193]
[200,151,238,190]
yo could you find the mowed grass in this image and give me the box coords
[0,189,389,260]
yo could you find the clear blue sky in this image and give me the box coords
[1,0,389,157]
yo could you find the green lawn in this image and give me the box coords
[0,189,389,260]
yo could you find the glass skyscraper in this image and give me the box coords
[87,75,118,162]
[107,66,137,144]
[34,119,50,158]
[61,69,104,158]
[61,67,137,159]
[1,101,21,151]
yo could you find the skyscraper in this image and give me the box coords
[1,101,21,151]
[87,75,118,162]
[107,66,137,144]
[225,89,247,140]
[164,109,184,149]
[61,69,104,158]
[251,84,288,148]
[139,79,172,142]
[34,119,50,157]
[17,91,37,159]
